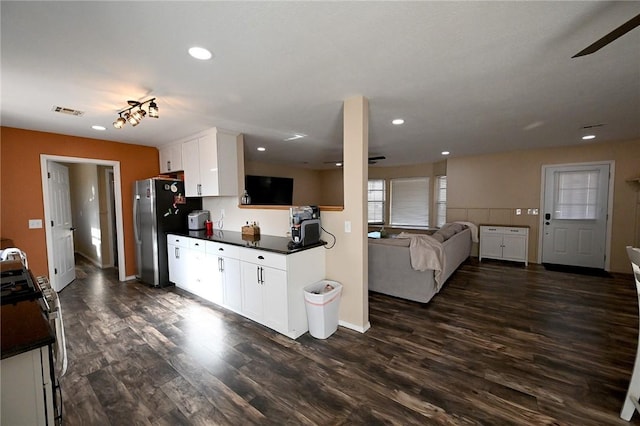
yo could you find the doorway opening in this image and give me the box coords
[40,155,126,292]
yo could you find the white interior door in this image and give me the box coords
[48,162,76,290]
[541,163,610,269]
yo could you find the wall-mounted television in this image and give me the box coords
[245,175,294,205]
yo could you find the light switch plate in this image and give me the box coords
[515,209,522,215]
[344,220,351,233]
[29,219,43,229]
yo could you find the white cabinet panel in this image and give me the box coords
[479,226,529,266]
[179,128,240,197]
[159,143,183,173]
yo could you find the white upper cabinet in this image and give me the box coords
[158,143,183,173]
[180,128,242,197]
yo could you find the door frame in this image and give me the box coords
[104,168,116,268]
[40,155,126,285]
[538,160,615,270]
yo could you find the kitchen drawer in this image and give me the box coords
[480,227,504,234]
[189,238,206,252]
[504,227,528,235]
[239,248,287,270]
[167,234,189,248]
[206,241,240,259]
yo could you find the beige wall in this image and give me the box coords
[319,168,344,206]
[446,138,640,273]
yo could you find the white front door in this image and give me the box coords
[541,163,610,269]
[48,162,76,291]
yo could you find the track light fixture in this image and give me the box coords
[113,98,158,129]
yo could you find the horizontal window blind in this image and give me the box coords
[435,176,447,228]
[390,177,429,228]
[554,170,599,220]
[368,179,385,224]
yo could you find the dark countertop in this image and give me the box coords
[172,230,325,254]
[1,299,55,359]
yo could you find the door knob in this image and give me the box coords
[70,227,77,231]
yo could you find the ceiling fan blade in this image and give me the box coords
[324,155,386,164]
[573,13,640,58]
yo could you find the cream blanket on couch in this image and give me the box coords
[397,233,446,287]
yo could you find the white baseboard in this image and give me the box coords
[124,275,137,282]
[75,251,103,268]
[339,319,371,334]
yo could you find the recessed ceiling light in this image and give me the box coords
[392,119,405,125]
[582,135,596,140]
[441,151,450,155]
[91,125,106,131]
[257,147,266,152]
[188,46,212,60]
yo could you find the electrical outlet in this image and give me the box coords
[532,208,539,215]
[344,221,352,233]
[515,209,522,215]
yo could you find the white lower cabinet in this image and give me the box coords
[167,235,326,339]
[168,235,189,287]
[479,225,529,266]
[240,256,288,332]
[1,346,55,425]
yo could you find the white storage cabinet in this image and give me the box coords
[1,346,55,425]
[479,225,529,266]
[167,234,190,288]
[158,142,183,173]
[206,241,241,311]
[181,128,241,197]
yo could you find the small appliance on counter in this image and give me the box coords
[188,210,210,230]
[290,206,321,247]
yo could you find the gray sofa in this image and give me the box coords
[368,225,472,303]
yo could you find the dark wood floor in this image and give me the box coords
[58,256,640,425]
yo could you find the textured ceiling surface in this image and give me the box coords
[1,2,639,167]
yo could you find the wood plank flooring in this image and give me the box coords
[58,257,640,425]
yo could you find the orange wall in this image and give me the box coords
[0,127,159,278]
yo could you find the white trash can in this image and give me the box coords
[303,280,343,339]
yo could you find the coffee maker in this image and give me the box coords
[290,206,321,247]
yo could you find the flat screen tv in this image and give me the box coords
[245,175,294,205]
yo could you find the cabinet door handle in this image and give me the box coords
[258,255,264,260]
[256,266,261,284]
[219,257,224,272]
[260,267,264,284]
[175,247,179,259]
[197,183,202,195]
[167,160,171,171]
[219,247,224,251]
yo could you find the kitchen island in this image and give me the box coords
[167,231,326,339]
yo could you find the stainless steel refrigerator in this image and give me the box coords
[134,178,202,287]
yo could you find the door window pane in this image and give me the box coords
[554,170,599,219]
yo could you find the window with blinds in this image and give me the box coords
[554,170,600,220]
[390,177,429,228]
[435,176,447,228]
[368,179,385,224]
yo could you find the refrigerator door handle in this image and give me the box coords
[134,196,141,243]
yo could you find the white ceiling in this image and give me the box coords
[2,1,639,168]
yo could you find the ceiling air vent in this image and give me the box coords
[51,106,85,116]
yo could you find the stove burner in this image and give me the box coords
[0,263,42,305]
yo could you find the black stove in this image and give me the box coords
[1,262,42,305]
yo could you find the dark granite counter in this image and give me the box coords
[1,299,54,359]
[172,230,325,254]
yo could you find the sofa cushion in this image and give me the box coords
[430,233,445,243]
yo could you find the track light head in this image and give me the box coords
[148,100,159,118]
[113,114,126,129]
[114,98,158,129]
